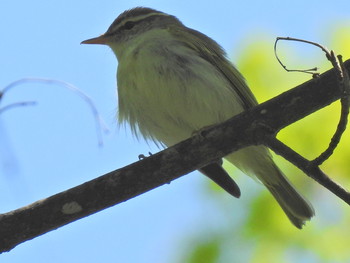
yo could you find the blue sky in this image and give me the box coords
[1,0,349,262]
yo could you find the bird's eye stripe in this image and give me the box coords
[121,21,137,30]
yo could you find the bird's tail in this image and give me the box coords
[226,146,314,228]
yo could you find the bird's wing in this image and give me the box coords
[171,26,258,109]
[199,162,241,198]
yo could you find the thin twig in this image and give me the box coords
[275,37,350,165]
[312,55,350,165]
[0,101,36,114]
[274,37,320,74]
[1,78,109,146]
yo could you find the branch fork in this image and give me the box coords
[1,42,350,253]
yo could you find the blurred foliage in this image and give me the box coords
[186,238,221,263]
[177,25,350,263]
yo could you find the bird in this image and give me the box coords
[81,7,314,228]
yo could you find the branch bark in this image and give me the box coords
[1,59,350,253]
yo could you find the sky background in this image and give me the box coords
[1,0,350,262]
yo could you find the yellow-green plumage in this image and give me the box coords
[82,7,314,228]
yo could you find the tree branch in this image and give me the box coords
[1,59,349,253]
[264,136,350,203]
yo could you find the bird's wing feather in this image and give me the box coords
[170,26,258,109]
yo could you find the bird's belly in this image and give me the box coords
[118,81,243,147]
[117,47,245,146]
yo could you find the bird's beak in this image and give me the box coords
[81,34,108,45]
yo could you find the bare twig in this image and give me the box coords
[274,37,320,74]
[312,55,350,165]
[0,78,109,146]
[0,101,36,114]
[275,37,350,165]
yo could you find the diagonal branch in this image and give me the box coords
[0,59,350,253]
[264,136,350,203]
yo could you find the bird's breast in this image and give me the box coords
[116,41,244,146]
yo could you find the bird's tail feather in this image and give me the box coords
[262,165,314,228]
[226,146,314,228]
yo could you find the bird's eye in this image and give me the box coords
[123,21,135,30]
